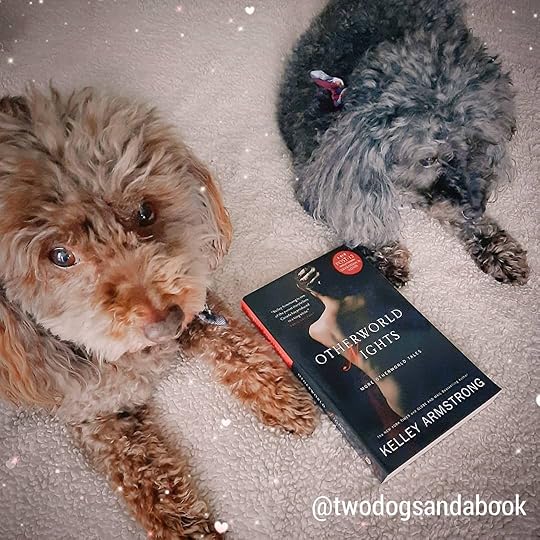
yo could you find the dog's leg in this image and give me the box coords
[358,243,411,287]
[0,95,31,121]
[179,293,318,436]
[69,406,221,540]
[427,201,529,284]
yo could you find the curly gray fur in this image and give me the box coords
[278,0,520,257]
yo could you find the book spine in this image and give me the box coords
[292,365,388,483]
[241,300,293,368]
[241,299,388,482]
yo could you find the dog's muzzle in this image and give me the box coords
[143,305,184,343]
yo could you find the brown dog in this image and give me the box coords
[0,87,317,539]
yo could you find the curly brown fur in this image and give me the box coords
[0,95,31,121]
[0,87,317,539]
[70,406,220,540]
[180,292,318,435]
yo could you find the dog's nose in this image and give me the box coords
[143,305,184,343]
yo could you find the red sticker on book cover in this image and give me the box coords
[332,250,363,275]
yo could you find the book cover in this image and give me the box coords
[241,246,501,482]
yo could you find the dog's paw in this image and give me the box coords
[372,243,411,288]
[186,528,224,540]
[258,398,319,437]
[248,362,319,436]
[150,509,223,540]
[471,230,529,285]
[155,524,223,540]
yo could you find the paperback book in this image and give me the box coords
[241,246,501,482]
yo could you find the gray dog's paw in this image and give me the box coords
[368,243,411,288]
[470,230,530,285]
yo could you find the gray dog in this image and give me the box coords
[278,0,529,286]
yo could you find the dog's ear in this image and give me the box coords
[0,95,31,123]
[296,113,400,248]
[188,156,232,270]
[0,288,64,409]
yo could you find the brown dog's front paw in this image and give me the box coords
[197,299,320,438]
[241,354,319,436]
[258,375,319,436]
[470,231,529,285]
[183,524,224,540]
[146,502,222,540]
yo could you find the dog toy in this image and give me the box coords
[310,69,347,107]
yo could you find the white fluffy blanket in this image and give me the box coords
[0,0,538,538]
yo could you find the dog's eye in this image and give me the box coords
[49,247,77,268]
[420,157,437,167]
[137,202,156,226]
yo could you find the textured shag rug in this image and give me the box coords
[0,0,538,538]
